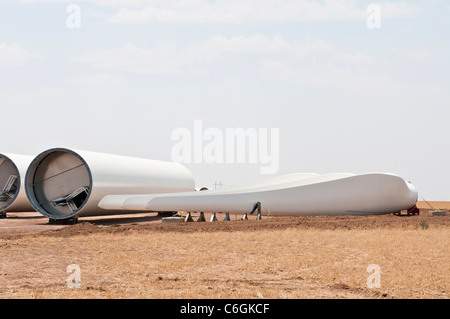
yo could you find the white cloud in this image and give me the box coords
[15,0,421,24]
[378,2,419,19]
[65,73,132,87]
[107,0,419,24]
[406,49,432,61]
[200,36,334,59]
[70,42,183,75]
[259,60,296,81]
[208,35,291,52]
[259,59,443,96]
[70,36,334,75]
[335,52,382,66]
[390,47,434,62]
[18,0,148,7]
[0,42,39,67]
[289,39,335,58]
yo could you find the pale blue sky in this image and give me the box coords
[1,0,449,200]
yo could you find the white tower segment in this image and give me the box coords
[25,148,195,220]
[0,153,35,214]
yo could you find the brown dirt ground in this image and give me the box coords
[0,202,449,299]
[29,212,450,238]
[1,201,449,239]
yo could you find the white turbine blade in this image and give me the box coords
[98,173,418,216]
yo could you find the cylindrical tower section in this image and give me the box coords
[25,148,195,220]
[0,153,35,213]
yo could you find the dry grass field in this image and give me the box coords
[0,204,449,299]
